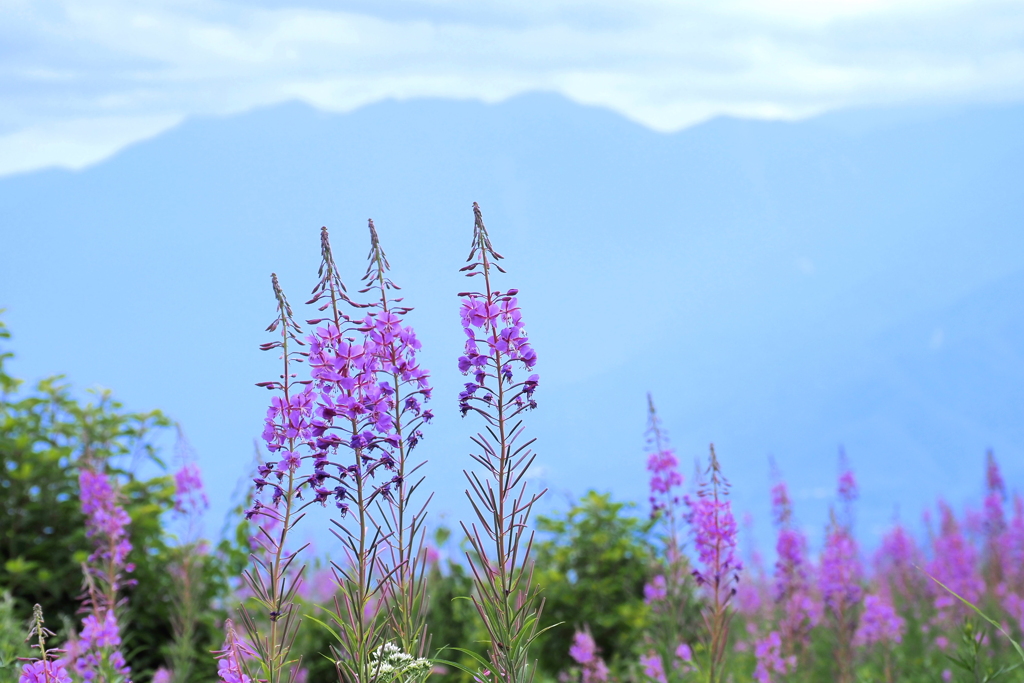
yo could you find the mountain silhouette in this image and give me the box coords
[3,92,1023,549]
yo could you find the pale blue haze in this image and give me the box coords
[1,93,1023,550]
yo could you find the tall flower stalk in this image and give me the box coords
[769,478,816,668]
[691,446,740,683]
[242,273,313,683]
[819,464,863,683]
[305,225,415,682]
[457,203,543,683]
[358,221,434,658]
[72,462,133,683]
[166,429,211,683]
[641,394,697,683]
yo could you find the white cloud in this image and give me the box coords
[0,114,183,176]
[2,0,1023,175]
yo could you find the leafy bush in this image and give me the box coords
[533,491,655,678]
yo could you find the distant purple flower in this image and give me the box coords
[837,469,857,505]
[999,495,1024,611]
[691,490,740,592]
[79,469,133,570]
[774,527,810,600]
[819,525,862,615]
[986,451,1005,496]
[647,450,683,496]
[770,481,791,527]
[19,659,73,683]
[569,631,597,665]
[928,502,983,619]
[152,668,173,683]
[173,461,209,516]
[753,632,793,683]
[643,575,667,604]
[874,524,920,602]
[639,652,666,683]
[854,594,904,647]
[675,643,692,662]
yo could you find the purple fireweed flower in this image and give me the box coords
[644,575,667,604]
[76,466,133,682]
[19,660,73,683]
[152,668,172,683]
[986,450,1005,496]
[73,609,131,681]
[770,479,818,658]
[819,524,862,615]
[691,446,740,683]
[770,481,791,527]
[79,469,133,571]
[457,291,537,417]
[214,620,255,683]
[928,501,983,619]
[873,524,920,602]
[999,494,1024,600]
[639,652,666,683]
[644,395,684,564]
[838,470,857,505]
[569,631,597,665]
[457,213,537,423]
[305,237,431,508]
[80,610,122,649]
[752,632,793,683]
[691,462,741,592]
[173,461,209,516]
[691,493,740,588]
[647,450,683,496]
[854,593,904,647]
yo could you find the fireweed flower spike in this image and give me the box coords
[768,478,816,665]
[567,630,609,683]
[639,395,698,683]
[357,220,434,658]
[305,225,402,682]
[819,464,863,683]
[690,445,740,683]
[457,203,545,683]
[167,429,211,683]
[74,464,133,682]
[242,273,312,683]
[645,394,684,561]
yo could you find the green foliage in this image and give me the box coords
[0,316,230,681]
[533,491,656,678]
[0,591,31,673]
[426,558,487,682]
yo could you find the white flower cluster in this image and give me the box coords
[369,642,432,683]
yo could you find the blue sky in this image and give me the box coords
[3,0,1024,175]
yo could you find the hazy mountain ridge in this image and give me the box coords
[2,92,1023,549]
